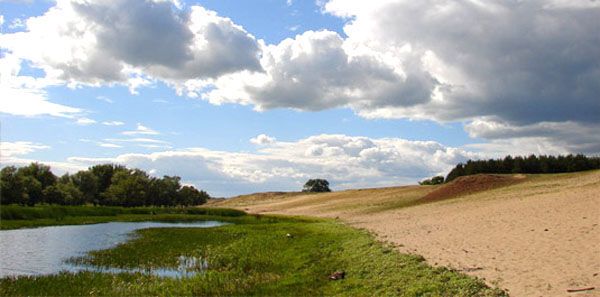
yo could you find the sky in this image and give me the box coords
[1,0,599,197]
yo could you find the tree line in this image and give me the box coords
[0,163,210,207]
[445,154,600,182]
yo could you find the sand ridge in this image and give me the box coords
[420,174,526,203]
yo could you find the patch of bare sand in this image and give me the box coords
[354,173,599,297]
[236,171,600,296]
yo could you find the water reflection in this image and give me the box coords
[67,255,210,278]
[0,221,225,278]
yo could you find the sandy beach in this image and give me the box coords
[218,171,600,296]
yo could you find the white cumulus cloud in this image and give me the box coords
[2,0,598,154]
[201,0,600,153]
[321,0,600,125]
[0,0,262,89]
[204,30,433,112]
[48,134,482,196]
[250,134,276,145]
[1,141,50,158]
[0,54,82,117]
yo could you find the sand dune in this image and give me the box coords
[215,171,600,296]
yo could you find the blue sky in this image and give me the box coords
[1,0,598,196]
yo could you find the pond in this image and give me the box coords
[0,221,226,278]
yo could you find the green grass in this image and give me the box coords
[0,205,245,229]
[0,214,506,296]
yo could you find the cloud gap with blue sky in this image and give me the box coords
[1,0,599,196]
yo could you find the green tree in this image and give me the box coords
[90,164,127,204]
[178,185,209,206]
[419,176,444,185]
[71,171,99,204]
[444,154,600,182]
[57,181,85,205]
[445,164,465,183]
[19,162,56,189]
[21,175,42,206]
[150,176,181,206]
[302,179,331,193]
[1,166,26,205]
[103,169,149,207]
[42,185,66,205]
[47,174,86,205]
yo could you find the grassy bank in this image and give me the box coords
[0,212,505,296]
[0,205,245,229]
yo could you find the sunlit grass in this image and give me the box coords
[1,215,506,296]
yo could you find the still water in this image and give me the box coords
[0,221,225,278]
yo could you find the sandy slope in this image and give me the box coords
[215,171,600,297]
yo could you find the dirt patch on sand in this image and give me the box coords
[421,174,525,203]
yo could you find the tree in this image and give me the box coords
[19,162,57,189]
[42,185,66,205]
[3,162,213,207]
[444,154,600,182]
[71,171,99,205]
[103,169,149,207]
[149,176,181,206]
[445,164,465,183]
[15,163,57,204]
[56,181,85,205]
[42,180,85,206]
[19,175,42,206]
[419,176,444,185]
[1,166,26,205]
[90,164,127,204]
[178,185,209,206]
[302,179,331,193]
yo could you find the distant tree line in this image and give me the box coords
[0,163,210,207]
[445,154,600,183]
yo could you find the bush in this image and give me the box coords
[419,176,444,185]
[185,207,246,217]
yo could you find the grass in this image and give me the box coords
[0,212,506,296]
[215,185,437,216]
[0,205,245,229]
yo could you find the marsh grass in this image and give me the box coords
[0,205,246,229]
[1,214,506,296]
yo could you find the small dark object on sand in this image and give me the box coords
[329,271,345,280]
[566,287,595,293]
